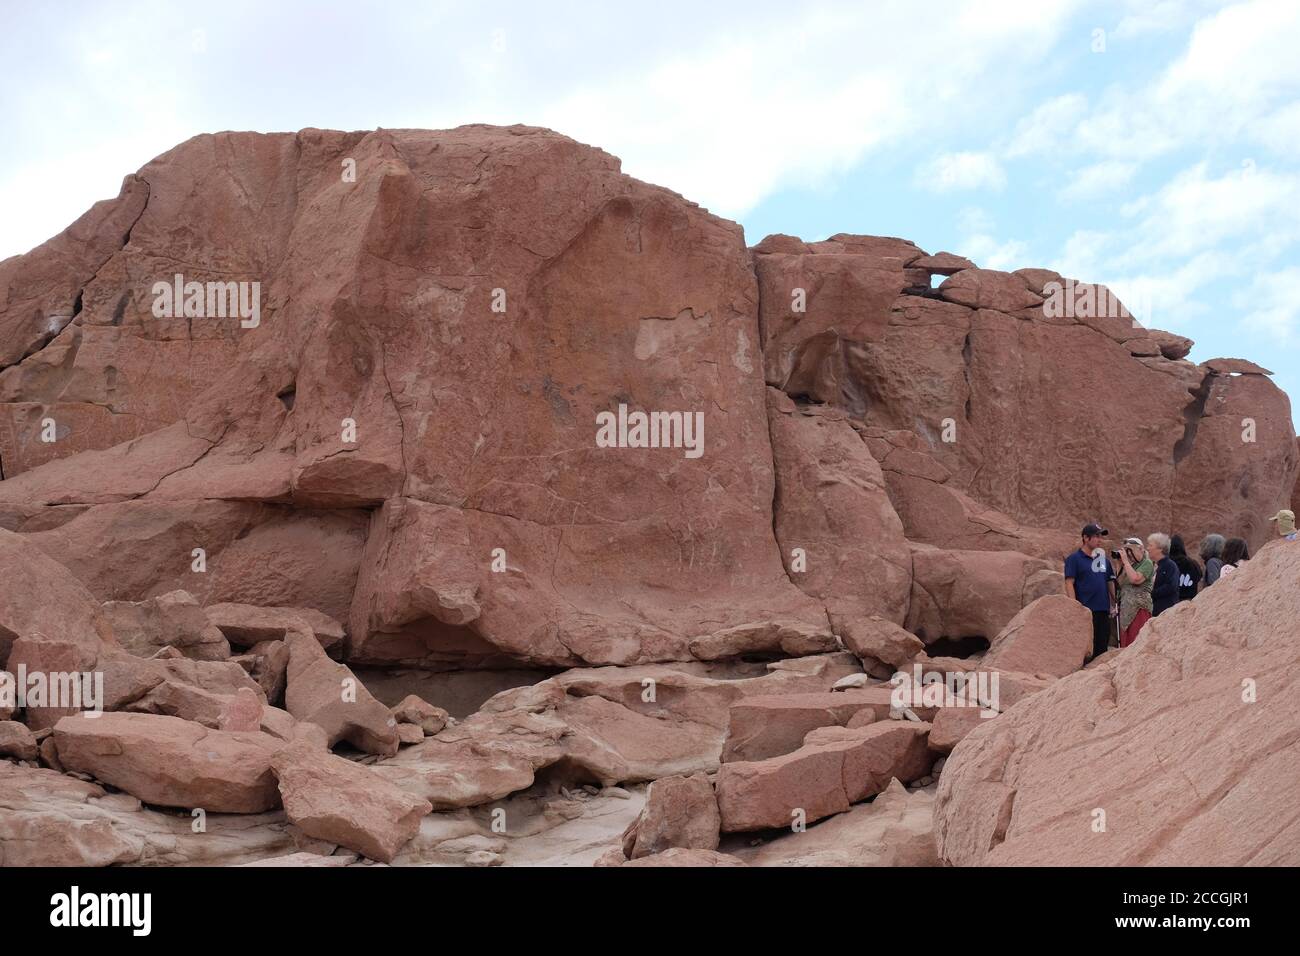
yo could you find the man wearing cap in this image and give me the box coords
[1269,509,1297,541]
[1064,523,1117,660]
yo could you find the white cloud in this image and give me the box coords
[1237,266,1300,343]
[1017,0,1300,167]
[956,234,1029,271]
[1112,0,1220,39]
[1005,93,1088,158]
[915,152,1007,193]
[1060,160,1137,200]
[1122,161,1300,262]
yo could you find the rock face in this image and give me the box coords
[934,539,1300,865]
[3,124,1288,679]
[0,125,1296,869]
[766,389,911,627]
[0,126,828,671]
[753,242,1296,553]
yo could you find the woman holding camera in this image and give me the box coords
[1114,537,1155,647]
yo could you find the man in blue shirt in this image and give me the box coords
[1064,523,1117,660]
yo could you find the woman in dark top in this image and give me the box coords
[1169,534,1202,601]
[1148,532,1180,616]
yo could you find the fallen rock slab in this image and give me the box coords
[101,590,230,661]
[0,761,299,866]
[237,852,359,867]
[52,712,283,813]
[205,603,345,656]
[283,630,398,755]
[722,687,909,763]
[728,778,938,866]
[839,616,925,670]
[716,721,932,831]
[271,741,432,863]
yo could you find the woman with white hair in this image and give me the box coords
[1115,536,1155,647]
[1148,532,1179,616]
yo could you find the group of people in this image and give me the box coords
[1064,509,1296,658]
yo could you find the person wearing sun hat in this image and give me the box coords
[1114,536,1155,648]
[1268,509,1297,541]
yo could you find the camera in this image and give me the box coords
[1110,549,1122,561]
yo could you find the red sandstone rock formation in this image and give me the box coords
[1,125,1296,867]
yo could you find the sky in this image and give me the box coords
[2,0,1298,425]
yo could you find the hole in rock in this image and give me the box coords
[531,756,609,793]
[923,635,989,659]
[352,666,557,720]
[276,385,296,411]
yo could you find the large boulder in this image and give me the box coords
[101,590,230,661]
[270,740,432,863]
[980,594,1093,679]
[934,539,1300,865]
[715,721,932,831]
[729,777,939,866]
[621,772,720,859]
[0,528,113,666]
[838,616,925,670]
[51,712,283,813]
[721,688,902,763]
